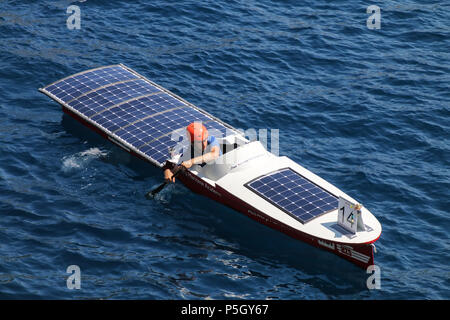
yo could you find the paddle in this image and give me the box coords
[146,165,185,198]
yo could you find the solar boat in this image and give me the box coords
[40,64,381,269]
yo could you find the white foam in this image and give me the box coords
[62,147,108,172]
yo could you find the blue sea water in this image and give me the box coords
[0,0,449,299]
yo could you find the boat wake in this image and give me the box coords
[61,147,108,172]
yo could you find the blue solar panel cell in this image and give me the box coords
[245,168,338,224]
[143,135,177,164]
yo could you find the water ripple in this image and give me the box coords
[0,0,448,299]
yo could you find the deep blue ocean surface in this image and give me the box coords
[0,0,449,299]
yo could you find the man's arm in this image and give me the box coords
[182,146,220,169]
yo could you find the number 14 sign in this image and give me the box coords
[338,196,366,234]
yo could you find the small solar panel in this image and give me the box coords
[40,64,238,167]
[245,168,338,224]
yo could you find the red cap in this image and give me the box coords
[186,122,208,142]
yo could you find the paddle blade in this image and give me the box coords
[146,182,167,199]
[145,165,185,199]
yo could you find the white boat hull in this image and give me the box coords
[171,140,381,269]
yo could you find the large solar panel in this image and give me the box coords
[40,64,238,167]
[245,168,338,224]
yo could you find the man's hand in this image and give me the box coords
[181,159,193,169]
[164,168,175,183]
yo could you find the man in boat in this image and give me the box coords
[163,122,221,183]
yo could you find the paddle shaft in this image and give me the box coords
[147,165,184,197]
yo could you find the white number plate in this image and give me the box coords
[338,196,359,234]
